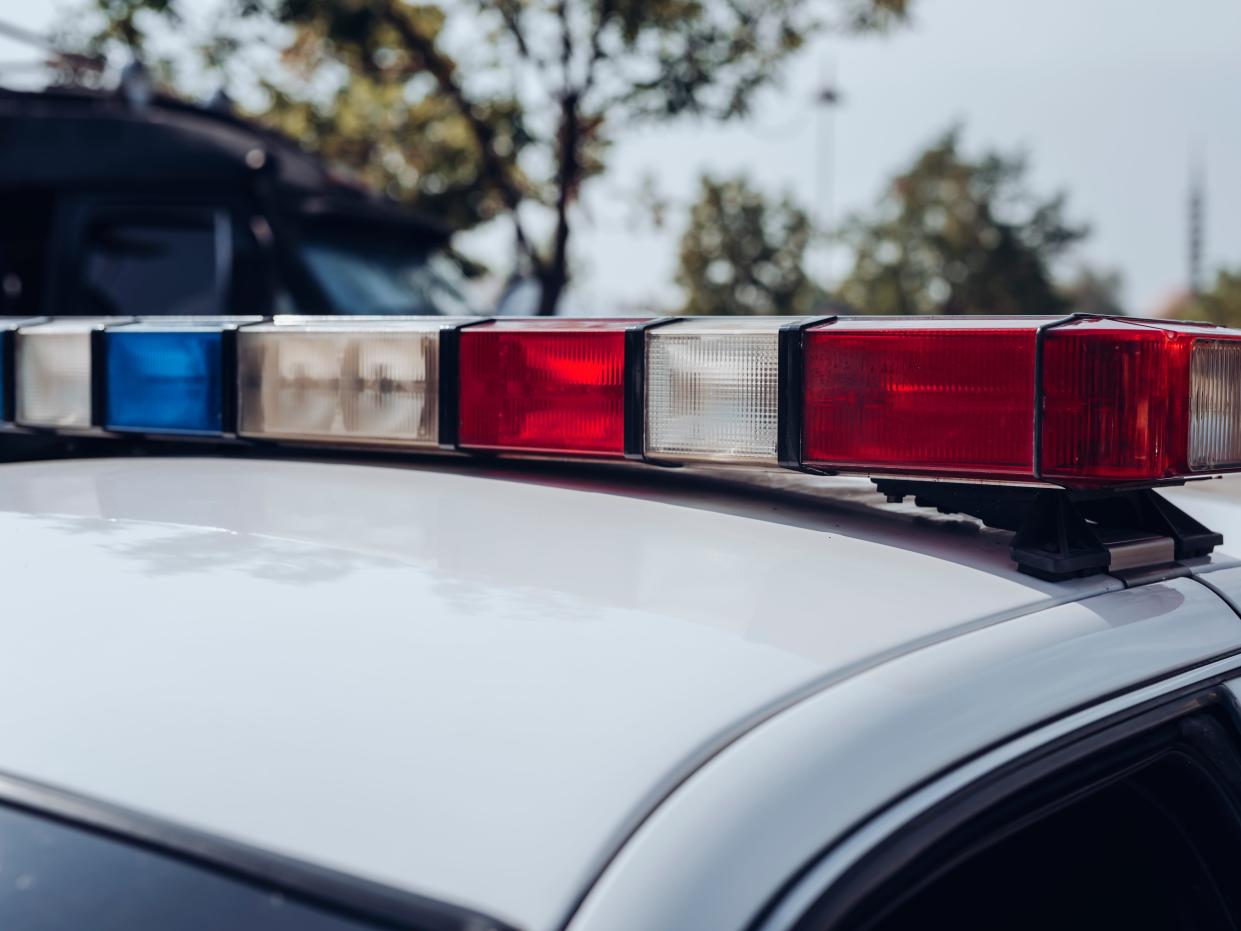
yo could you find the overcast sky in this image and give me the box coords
[2,0,1238,314]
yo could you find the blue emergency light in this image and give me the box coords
[104,324,241,435]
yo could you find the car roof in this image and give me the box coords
[0,455,1231,928]
[0,87,450,237]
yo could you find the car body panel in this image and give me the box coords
[567,577,1241,931]
[756,658,1241,931]
[0,455,1141,929]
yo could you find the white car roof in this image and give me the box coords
[0,456,1234,929]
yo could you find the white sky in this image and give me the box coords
[2,0,1239,314]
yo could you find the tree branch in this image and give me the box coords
[580,0,613,97]
[380,6,543,273]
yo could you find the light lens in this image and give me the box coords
[1189,338,1241,471]
[105,329,226,435]
[458,321,633,457]
[1041,322,1192,482]
[237,320,472,446]
[802,320,1039,477]
[0,327,13,423]
[645,318,789,464]
[15,321,102,428]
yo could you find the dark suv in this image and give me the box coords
[0,85,472,318]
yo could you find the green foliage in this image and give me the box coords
[1060,265,1126,316]
[1177,268,1241,327]
[839,127,1087,315]
[677,175,821,315]
[78,0,179,55]
[57,0,911,312]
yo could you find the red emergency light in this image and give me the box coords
[457,320,635,458]
[799,316,1241,486]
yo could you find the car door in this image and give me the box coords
[46,195,271,318]
[782,682,1241,930]
[566,575,1241,931]
[762,571,1241,931]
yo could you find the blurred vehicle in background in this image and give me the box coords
[0,79,474,318]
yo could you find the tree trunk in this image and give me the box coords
[537,90,581,316]
[537,266,568,316]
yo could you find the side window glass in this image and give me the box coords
[0,800,377,930]
[0,188,55,316]
[80,208,231,316]
[798,707,1241,931]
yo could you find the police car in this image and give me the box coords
[0,82,472,320]
[2,313,1241,931]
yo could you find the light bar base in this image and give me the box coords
[873,480,1223,582]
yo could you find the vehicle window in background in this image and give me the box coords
[0,189,55,316]
[300,227,473,316]
[819,713,1241,931]
[0,801,378,931]
[81,209,231,317]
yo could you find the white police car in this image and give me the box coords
[2,313,1241,931]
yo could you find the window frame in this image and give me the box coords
[762,671,1241,931]
[0,768,517,931]
[46,193,272,318]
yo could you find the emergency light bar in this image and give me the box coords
[643,317,791,464]
[457,319,634,458]
[103,318,262,436]
[14,318,132,431]
[236,317,479,448]
[3,314,1240,489]
[0,317,44,425]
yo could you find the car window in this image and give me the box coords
[795,705,1241,931]
[0,801,378,930]
[299,225,472,316]
[0,188,55,316]
[80,208,231,317]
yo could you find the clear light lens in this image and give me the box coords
[644,318,789,464]
[237,320,472,446]
[1190,339,1241,470]
[16,321,112,429]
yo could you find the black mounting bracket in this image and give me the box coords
[872,479,1223,582]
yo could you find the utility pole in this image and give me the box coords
[1189,152,1205,298]
[813,55,842,284]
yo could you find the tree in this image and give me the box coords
[1177,267,1241,326]
[677,175,821,315]
[58,0,912,314]
[1060,265,1126,316]
[838,127,1087,315]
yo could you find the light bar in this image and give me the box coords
[1190,339,1241,470]
[644,317,796,465]
[457,320,635,458]
[4,313,1241,492]
[104,318,261,436]
[1,318,43,425]
[237,317,478,447]
[801,318,1039,479]
[15,318,130,430]
[800,316,1241,485]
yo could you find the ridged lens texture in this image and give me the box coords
[458,322,629,457]
[1190,339,1241,470]
[646,321,783,463]
[238,328,440,446]
[16,324,94,428]
[802,325,1037,477]
[106,330,223,434]
[1041,323,1192,482]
